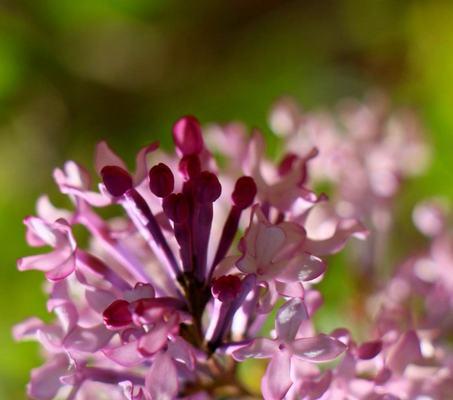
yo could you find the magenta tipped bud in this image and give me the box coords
[172,116,204,155]
[179,155,201,180]
[278,152,307,184]
[278,153,298,176]
[149,163,174,198]
[194,171,222,203]
[163,193,190,223]
[357,340,382,360]
[103,299,132,329]
[212,275,242,303]
[232,176,257,209]
[101,166,133,197]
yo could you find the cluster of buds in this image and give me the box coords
[14,98,453,400]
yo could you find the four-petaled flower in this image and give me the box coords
[232,298,346,399]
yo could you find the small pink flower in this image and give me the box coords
[18,217,76,281]
[232,298,346,399]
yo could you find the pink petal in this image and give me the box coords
[387,330,422,374]
[18,253,60,272]
[132,142,159,185]
[304,289,324,317]
[27,355,68,400]
[255,224,286,265]
[413,201,446,237]
[85,289,117,314]
[13,317,45,341]
[137,321,170,356]
[95,141,128,175]
[103,340,145,367]
[59,186,111,207]
[47,280,71,310]
[261,352,292,400]
[124,283,155,303]
[36,195,72,224]
[45,254,76,281]
[213,255,239,278]
[18,218,76,281]
[305,218,368,256]
[63,324,114,353]
[292,334,346,362]
[276,298,308,342]
[232,338,276,361]
[257,280,280,313]
[18,250,76,282]
[25,225,47,247]
[167,336,195,370]
[35,325,65,352]
[236,253,257,275]
[145,352,178,400]
[53,302,78,333]
[275,281,305,298]
[272,221,306,260]
[53,161,110,206]
[279,252,326,282]
[24,216,58,246]
[299,370,332,399]
[56,160,91,189]
[243,130,265,177]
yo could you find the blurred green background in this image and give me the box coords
[1,0,453,398]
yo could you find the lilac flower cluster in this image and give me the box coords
[14,98,453,399]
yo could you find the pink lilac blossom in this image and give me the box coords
[268,94,430,275]
[14,101,453,400]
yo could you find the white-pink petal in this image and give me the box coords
[232,338,277,361]
[27,355,68,400]
[261,351,293,400]
[85,289,117,314]
[276,298,308,342]
[124,283,155,303]
[132,142,159,185]
[145,352,178,400]
[63,324,114,353]
[137,321,170,356]
[305,218,368,256]
[279,252,326,282]
[167,336,195,370]
[255,224,286,265]
[12,317,45,341]
[292,334,346,362]
[387,330,422,374]
[95,141,128,175]
[103,340,145,367]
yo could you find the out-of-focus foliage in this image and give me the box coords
[0,0,452,398]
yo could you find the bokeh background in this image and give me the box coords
[1,0,453,398]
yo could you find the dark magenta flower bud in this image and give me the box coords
[357,340,383,360]
[162,193,190,223]
[149,163,174,198]
[103,299,132,329]
[232,176,257,209]
[278,153,298,176]
[172,115,204,156]
[194,171,222,203]
[212,275,242,303]
[101,166,133,197]
[179,155,201,180]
